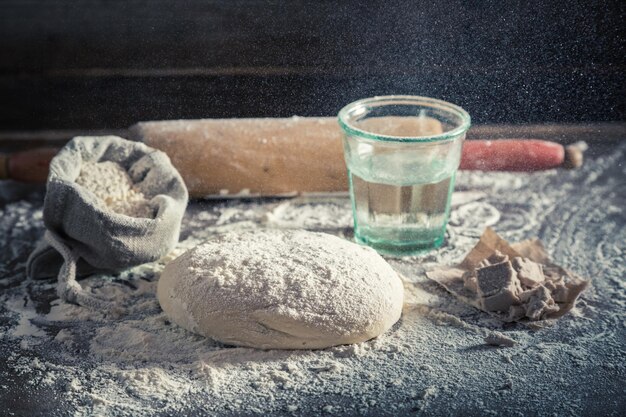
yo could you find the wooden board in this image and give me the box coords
[0,1,623,130]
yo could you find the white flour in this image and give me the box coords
[76,161,153,218]
[1,143,625,416]
[264,197,353,229]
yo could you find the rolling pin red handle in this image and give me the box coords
[0,147,60,183]
[459,140,585,171]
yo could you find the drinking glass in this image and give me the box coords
[338,95,471,255]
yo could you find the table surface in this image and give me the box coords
[0,136,624,417]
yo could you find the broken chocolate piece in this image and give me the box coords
[426,228,590,324]
[512,257,545,288]
[519,285,560,320]
[476,260,523,312]
[543,277,571,303]
[482,289,521,312]
[476,261,522,298]
[507,305,527,321]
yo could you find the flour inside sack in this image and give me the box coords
[157,229,405,349]
[76,160,154,218]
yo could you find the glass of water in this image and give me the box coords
[338,95,471,256]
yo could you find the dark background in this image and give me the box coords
[0,0,624,131]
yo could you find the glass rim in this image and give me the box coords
[337,95,471,143]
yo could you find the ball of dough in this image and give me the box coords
[157,229,404,349]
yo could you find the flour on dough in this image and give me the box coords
[157,229,404,349]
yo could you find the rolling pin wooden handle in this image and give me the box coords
[0,147,60,183]
[0,154,8,180]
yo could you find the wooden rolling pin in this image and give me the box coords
[1,117,584,198]
[131,117,348,197]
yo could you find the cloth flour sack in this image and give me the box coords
[27,136,188,309]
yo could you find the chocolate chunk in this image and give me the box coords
[507,305,527,321]
[481,289,521,312]
[543,277,571,303]
[476,261,521,298]
[519,285,560,320]
[511,257,545,288]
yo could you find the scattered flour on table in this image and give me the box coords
[264,197,353,229]
[75,161,153,218]
[1,146,625,416]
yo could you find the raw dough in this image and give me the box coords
[157,230,404,349]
